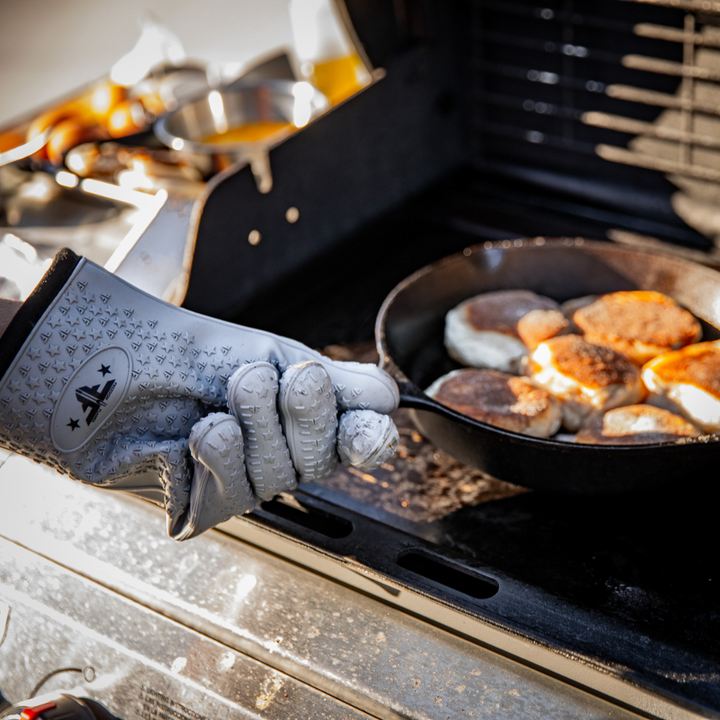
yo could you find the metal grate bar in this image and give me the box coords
[597,144,720,181]
[472,0,720,205]
[473,59,607,92]
[634,22,720,47]
[619,0,720,15]
[477,0,643,33]
[475,58,720,108]
[472,96,720,152]
[473,108,720,163]
[605,84,720,116]
[474,29,625,65]
[680,14,696,164]
[622,52,720,81]
[475,3,720,49]
[473,80,720,120]
[584,110,720,148]
[475,120,605,155]
[481,91,580,119]
[471,99,720,161]
[474,79,720,122]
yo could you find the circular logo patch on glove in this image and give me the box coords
[51,346,132,452]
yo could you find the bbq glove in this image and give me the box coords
[0,250,399,540]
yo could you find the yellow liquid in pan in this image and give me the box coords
[311,53,369,105]
[202,121,290,144]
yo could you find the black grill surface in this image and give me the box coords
[234,165,720,715]
[225,2,720,711]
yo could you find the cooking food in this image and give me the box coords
[571,290,702,365]
[444,290,559,373]
[379,241,720,491]
[561,295,598,317]
[426,368,562,438]
[202,121,291,144]
[106,99,149,138]
[45,119,106,166]
[517,308,570,349]
[641,341,720,432]
[560,295,598,332]
[437,283,712,442]
[575,405,699,445]
[526,334,643,431]
[22,80,153,166]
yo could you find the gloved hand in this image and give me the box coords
[0,250,399,540]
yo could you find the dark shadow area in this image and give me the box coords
[259,497,354,539]
[398,548,499,599]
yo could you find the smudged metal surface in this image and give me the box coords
[0,457,640,719]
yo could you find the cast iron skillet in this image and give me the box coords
[375,238,720,494]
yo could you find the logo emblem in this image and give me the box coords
[75,379,117,425]
[51,346,132,452]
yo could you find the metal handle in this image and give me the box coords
[396,380,466,422]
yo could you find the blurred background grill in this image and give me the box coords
[469,0,720,249]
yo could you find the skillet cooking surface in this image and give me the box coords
[377,239,720,493]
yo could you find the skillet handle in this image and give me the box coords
[396,380,463,422]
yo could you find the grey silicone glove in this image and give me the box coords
[0,250,399,540]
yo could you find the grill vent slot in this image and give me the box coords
[259,498,354,539]
[472,0,720,198]
[398,549,499,600]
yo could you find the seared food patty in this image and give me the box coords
[642,340,720,432]
[517,308,570,349]
[575,404,699,445]
[526,334,643,431]
[572,290,701,365]
[426,368,562,438]
[445,290,559,373]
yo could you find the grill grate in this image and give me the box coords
[471,0,720,211]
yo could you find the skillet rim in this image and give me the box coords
[375,236,720,452]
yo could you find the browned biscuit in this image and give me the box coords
[561,295,599,333]
[642,340,720,432]
[575,405,699,445]
[527,335,644,431]
[445,290,559,373]
[461,290,559,335]
[426,368,562,438]
[572,290,701,364]
[529,334,640,389]
[561,295,599,317]
[517,308,570,349]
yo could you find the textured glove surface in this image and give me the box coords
[0,255,399,538]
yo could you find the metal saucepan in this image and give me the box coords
[154,79,329,155]
[375,238,720,494]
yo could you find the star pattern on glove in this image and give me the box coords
[1,258,394,535]
[0,270,238,506]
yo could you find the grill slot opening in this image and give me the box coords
[259,498,354,539]
[398,549,499,600]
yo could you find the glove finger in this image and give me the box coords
[337,409,400,470]
[279,360,338,481]
[172,412,257,540]
[318,359,400,415]
[242,329,398,413]
[227,362,297,501]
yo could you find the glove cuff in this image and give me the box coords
[0,248,81,384]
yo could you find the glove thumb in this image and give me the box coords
[337,409,399,470]
[170,413,258,541]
